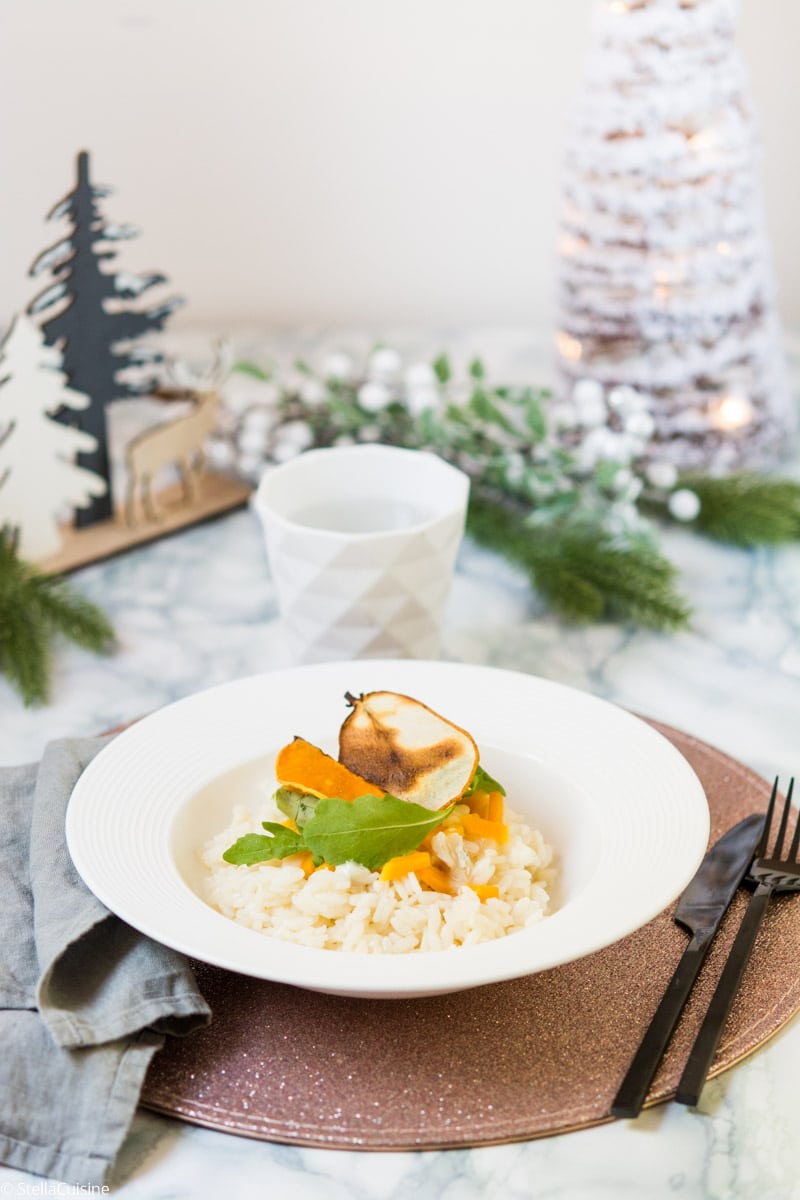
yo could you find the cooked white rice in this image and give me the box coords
[201,798,555,953]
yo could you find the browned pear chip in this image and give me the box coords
[338,691,479,811]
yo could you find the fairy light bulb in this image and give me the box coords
[708,393,755,432]
[653,257,686,287]
[556,331,583,363]
[559,233,587,258]
[688,128,718,152]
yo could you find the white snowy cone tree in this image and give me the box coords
[555,0,791,471]
[0,314,106,559]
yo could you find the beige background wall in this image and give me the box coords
[1,0,798,333]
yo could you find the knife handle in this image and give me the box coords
[674,882,773,1107]
[611,932,712,1118]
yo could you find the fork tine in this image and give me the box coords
[786,778,800,863]
[772,777,793,859]
[759,777,779,857]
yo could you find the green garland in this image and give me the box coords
[0,528,115,706]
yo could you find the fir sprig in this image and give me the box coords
[0,527,116,705]
[677,474,800,546]
[467,491,690,631]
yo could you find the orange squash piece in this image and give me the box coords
[379,851,432,882]
[462,813,509,844]
[487,791,505,822]
[469,883,500,902]
[466,789,491,819]
[276,736,383,802]
[417,865,456,895]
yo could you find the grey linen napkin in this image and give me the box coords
[0,736,211,1186]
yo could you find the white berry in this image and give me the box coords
[668,488,701,521]
[407,384,440,415]
[645,460,679,490]
[299,377,327,407]
[624,410,656,439]
[358,381,392,412]
[368,347,402,381]
[572,379,604,407]
[404,362,437,389]
[573,381,607,428]
[237,427,268,456]
[322,352,354,382]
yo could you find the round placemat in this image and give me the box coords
[140,720,800,1147]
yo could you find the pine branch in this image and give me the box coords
[467,491,691,631]
[680,474,800,546]
[30,575,117,653]
[0,602,51,708]
[0,529,116,705]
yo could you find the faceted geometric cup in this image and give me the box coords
[253,444,470,663]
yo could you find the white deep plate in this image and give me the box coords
[66,660,710,999]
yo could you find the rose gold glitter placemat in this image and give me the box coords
[140,721,800,1147]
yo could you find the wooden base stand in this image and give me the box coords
[37,470,253,575]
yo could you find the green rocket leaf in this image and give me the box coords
[302,794,455,870]
[222,824,305,865]
[464,764,506,797]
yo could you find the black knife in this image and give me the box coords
[611,812,765,1119]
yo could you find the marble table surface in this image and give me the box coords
[2,329,800,1199]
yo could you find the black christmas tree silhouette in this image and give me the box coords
[28,150,183,527]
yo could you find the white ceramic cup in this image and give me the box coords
[254,444,470,663]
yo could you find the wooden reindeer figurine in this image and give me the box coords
[125,342,230,525]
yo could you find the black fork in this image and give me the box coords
[676,777,800,1106]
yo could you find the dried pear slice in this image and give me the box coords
[338,691,479,811]
[276,737,383,802]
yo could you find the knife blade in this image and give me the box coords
[610,812,765,1119]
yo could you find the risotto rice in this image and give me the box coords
[202,798,555,953]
